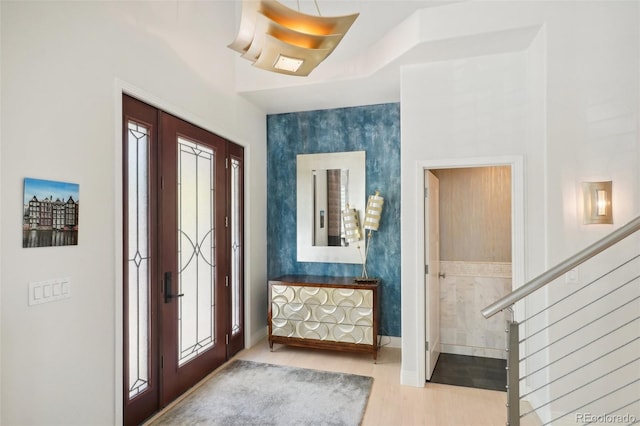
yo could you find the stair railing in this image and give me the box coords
[482,216,640,426]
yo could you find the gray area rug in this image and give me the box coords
[151,359,373,426]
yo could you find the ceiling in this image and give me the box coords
[230,0,540,114]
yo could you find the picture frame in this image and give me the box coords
[23,178,80,248]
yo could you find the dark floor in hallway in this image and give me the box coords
[429,353,507,392]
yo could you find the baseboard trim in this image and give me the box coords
[379,335,402,348]
[247,326,269,348]
[248,329,402,351]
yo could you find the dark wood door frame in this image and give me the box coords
[158,111,228,405]
[226,142,245,358]
[122,95,244,425]
[122,95,161,426]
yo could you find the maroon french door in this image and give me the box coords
[158,111,228,404]
[123,95,244,425]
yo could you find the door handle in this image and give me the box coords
[164,271,184,303]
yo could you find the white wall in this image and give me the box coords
[401,44,545,379]
[542,1,640,421]
[400,0,639,421]
[0,2,267,425]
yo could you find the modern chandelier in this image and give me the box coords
[228,0,359,76]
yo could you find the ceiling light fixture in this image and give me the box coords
[228,0,359,77]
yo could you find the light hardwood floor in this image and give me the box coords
[233,339,508,426]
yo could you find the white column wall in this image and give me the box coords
[542,2,640,420]
[400,45,545,382]
[400,0,638,394]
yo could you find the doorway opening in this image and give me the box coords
[424,164,514,390]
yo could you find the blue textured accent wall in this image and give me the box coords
[267,103,401,337]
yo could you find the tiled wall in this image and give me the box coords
[267,103,401,337]
[440,261,511,359]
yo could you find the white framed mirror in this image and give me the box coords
[297,151,365,263]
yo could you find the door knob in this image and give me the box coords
[164,271,184,303]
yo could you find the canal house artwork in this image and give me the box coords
[23,178,79,248]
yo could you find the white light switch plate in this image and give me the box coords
[29,277,71,306]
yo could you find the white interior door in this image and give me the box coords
[425,170,441,380]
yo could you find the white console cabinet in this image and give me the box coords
[268,275,379,360]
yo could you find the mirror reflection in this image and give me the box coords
[297,150,365,264]
[312,168,349,246]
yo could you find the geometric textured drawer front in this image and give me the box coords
[271,319,373,345]
[271,302,373,326]
[271,285,373,308]
[268,277,379,359]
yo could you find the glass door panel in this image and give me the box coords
[230,157,241,336]
[227,144,244,357]
[126,121,151,397]
[177,137,217,366]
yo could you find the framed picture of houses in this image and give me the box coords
[23,178,79,248]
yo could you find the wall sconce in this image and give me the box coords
[582,181,613,224]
